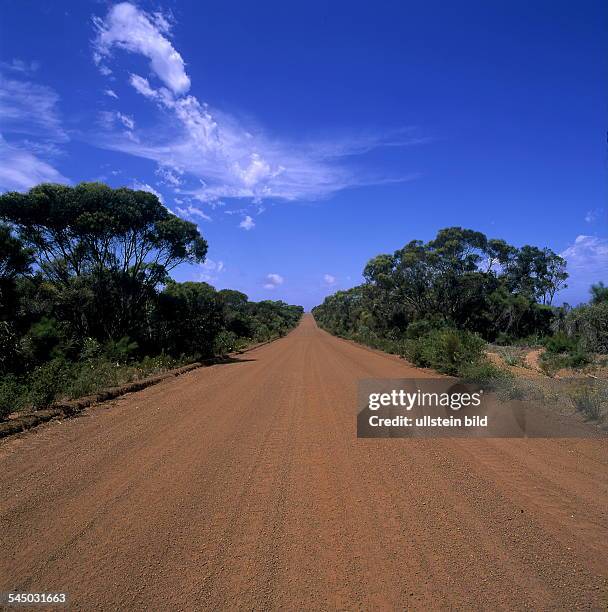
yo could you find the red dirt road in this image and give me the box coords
[1,315,607,610]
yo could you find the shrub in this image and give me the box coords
[213,330,238,356]
[21,317,71,364]
[405,320,434,340]
[403,328,485,375]
[459,361,512,390]
[0,374,25,420]
[563,302,608,353]
[28,358,71,409]
[569,385,607,423]
[544,332,576,354]
[103,336,138,363]
[540,345,591,374]
[80,337,102,361]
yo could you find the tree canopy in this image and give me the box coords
[314,227,568,343]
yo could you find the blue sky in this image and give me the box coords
[0,0,606,309]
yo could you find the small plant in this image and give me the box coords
[103,336,139,363]
[213,330,238,356]
[569,385,606,422]
[459,361,512,390]
[503,350,520,367]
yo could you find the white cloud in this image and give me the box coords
[559,235,608,303]
[156,164,183,187]
[585,208,604,224]
[1,58,40,74]
[116,112,134,130]
[129,73,161,99]
[0,136,68,192]
[0,76,67,142]
[93,3,190,95]
[104,89,118,99]
[198,257,225,283]
[99,110,135,132]
[176,204,211,222]
[561,235,608,270]
[131,180,164,203]
[91,3,420,205]
[263,273,284,289]
[239,215,255,231]
[201,258,224,272]
[323,274,337,286]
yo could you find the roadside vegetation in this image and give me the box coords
[313,227,608,423]
[0,183,303,420]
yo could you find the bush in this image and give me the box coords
[405,320,435,340]
[459,361,512,390]
[563,302,608,353]
[569,385,607,422]
[28,358,71,409]
[21,317,71,364]
[103,336,138,363]
[213,330,238,356]
[402,328,485,375]
[544,332,577,354]
[0,374,25,420]
[540,345,591,374]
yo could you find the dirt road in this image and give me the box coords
[1,315,607,610]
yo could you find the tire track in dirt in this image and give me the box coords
[1,315,606,610]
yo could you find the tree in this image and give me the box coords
[314,227,569,343]
[0,223,33,319]
[590,282,608,304]
[154,281,225,357]
[0,183,208,339]
[0,183,207,284]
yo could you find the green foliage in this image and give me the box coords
[402,328,485,375]
[459,361,513,390]
[560,301,608,353]
[544,332,577,354]
[314,226,567,345]
[28,358,70,409]
[213,330,239,356]
[0,181,303,418]
[0,374,24,419]
[21,317,73,364]
[590,281,608,305]
[0,223,33,320]
[0,320,19,374]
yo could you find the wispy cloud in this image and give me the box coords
[176,203,211,222]
[198,257,225,283]
[1,58,40,76]
[91,3,422,205]
[0,58,40,75]
[0,70,69,193]
[323,274,337,286]
[239,215,255,231]
[0,75,67,142]
[99,110,135,132]
[0,136,68,192]
[585,208,604,224]
[263,273,284,289]
[104,89,119,99]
